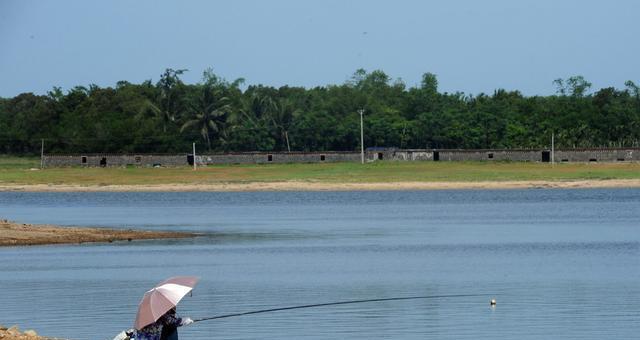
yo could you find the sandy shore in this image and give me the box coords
[0,219,194,247]
[1,179,640,192]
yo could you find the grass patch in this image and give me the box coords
[1,156,640,186]
[0,156,40,169]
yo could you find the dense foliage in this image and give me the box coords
[1,68,639,154]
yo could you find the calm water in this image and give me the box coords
[0,189,639,340]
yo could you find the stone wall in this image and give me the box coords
[43,152,362,167]
[42,148,640,167]
[43,154,189,167]
[554,149,639,162]
[197,151,361,164]
[394,150,435,161]
[435,149,543,162]
[384,148,543,162]
[390,148,640,162]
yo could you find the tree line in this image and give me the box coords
[1,68,639,155]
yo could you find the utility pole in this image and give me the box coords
[551,132,555,166]
[359,109,365,164]
[40,139,44,169]
[192,142,197,171]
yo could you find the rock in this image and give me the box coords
[23,330,38,337]
[7,326,19,335]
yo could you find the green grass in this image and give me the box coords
[1,156,640,186]
[0,155,40,169]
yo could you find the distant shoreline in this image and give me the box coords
[3,160,640,191]
[0,219,195,247]
[2,179,640,192]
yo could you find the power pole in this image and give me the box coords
[551,132,555,166]
[40,139,44,169]
[192,142,197,171]
[359,109,365,164]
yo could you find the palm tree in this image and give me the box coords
[228,92,276,137]
[180,84,231,151]
[139,69,187,132]
[271,99,300,152]
[241,92,276,125]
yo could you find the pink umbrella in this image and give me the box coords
[134,276,199,330]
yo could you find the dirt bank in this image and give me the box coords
[1,179,640,192]
[0,325,45,339]
[0,219,194,247]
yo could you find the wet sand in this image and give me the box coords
[1,179,640,192]
[0,219,195,247]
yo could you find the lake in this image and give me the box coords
[0,189,639,339]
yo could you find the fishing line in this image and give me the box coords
[98,293,490,340]
[194,293,486,323]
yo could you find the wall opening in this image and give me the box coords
[561,159,569,162]
[267,154,273,162]
[81,156,87,164]
[135,156,142,163]
[377,152,383,160]
[617,158,625,161]
[320,154,326,161]
[589,158,597,162]
[433,151,440,161]
[187,154,194,166]
[487,153,494,159]
[541,151,550,162]
[100,157,107,167]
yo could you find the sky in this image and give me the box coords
[1,0,639,97]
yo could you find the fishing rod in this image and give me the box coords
[104,293,491,340]
[194,293,486,323]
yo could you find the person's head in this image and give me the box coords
[168,307,176,315]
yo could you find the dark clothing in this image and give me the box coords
[135,313,183,340]
[160,324,178,340]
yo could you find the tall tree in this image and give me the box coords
[180,82,231,151]
[271,99,300,152]
[141,69,187,132]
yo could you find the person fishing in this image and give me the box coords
[114,276,198,340]
[134,307,193,340]
[114,275,486,340]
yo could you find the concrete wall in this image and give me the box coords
[383,148,543,162]
[390,150,434,161]
[197,151,361,164]
[435,149,543,162]
[43,148,640,167]
[44,154,188,167]
[392,148,640,162]
[554,149,639,162]
[43,152,362,167]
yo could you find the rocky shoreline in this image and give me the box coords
[0,325,45,339]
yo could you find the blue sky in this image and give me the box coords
[1,0,639,97]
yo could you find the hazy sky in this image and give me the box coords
[1,0,639,97]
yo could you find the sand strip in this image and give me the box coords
[2,179,640,192]
[0,219,194,247]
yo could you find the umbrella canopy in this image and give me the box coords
[134,276,199,330]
